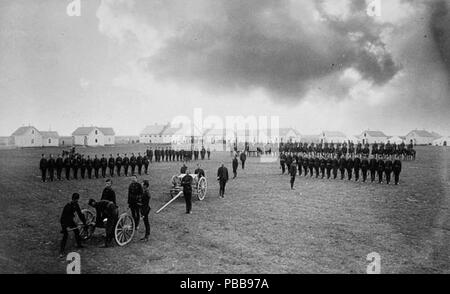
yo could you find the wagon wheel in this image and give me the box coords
[114,213,135,246]
[197,176,207,201]
[79,209,96,240]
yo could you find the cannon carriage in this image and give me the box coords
[75,208,136,246]
[156,173,207,213]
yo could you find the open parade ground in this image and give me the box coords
[0,145,448,274]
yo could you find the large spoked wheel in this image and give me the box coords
[197,176,207,201]
[114,213,135,246]
[79,209,96,241]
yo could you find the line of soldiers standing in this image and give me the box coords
[279,141,416,160]
[39,146,212,182]
[281,152,403,189]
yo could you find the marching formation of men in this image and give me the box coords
[281,152,403,189]
[39,146,212,182]
[279,141,416,160]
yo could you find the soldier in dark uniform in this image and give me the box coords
[286,152,293,172]
[384,156,393,184]
[348,142,355,156]
[59,193,86,257]
[137,153,143,175]
[141,180,151,241]
[115,153,122,177]
[346,155,354,180]
[207,148,211,160]
[217,164,229,198]
[161,148,165,162]
[354,154,361,182]
[369,155,377,182]
[71,155,79,180]
[181,170,194,213]
[325,155,332,179]
[289,162,296,190]
[296,154,303,177]
[232,156,238,179]
[88,198,118,248]
[341,143,348,157]
[331,154,339,179]
[194,163,205,178]
[303,155,309,177]
[320,155,326,179]
[80,155,86,179]
[123,154,129,176]
[180,163,188,174]
[108,154,115,177]
[143,154,149,174]
[393,156,402,185]
[379,143,385,159]
[372,142,378,157]
[361,155,369,182]
[154,148,159,162]
[130,153,137,175]
[201,147,206,160]
[63,155,71,180]
[309,156,315,177]
[339,155,347,180]
[101,179,116,204]
[377,157,385,183]
[56,154,63,180]
[100,154,107,178]
[128,175,143,229]
[86,155,93,179]
[280,152,286,174]
[39,154,48,182]
[314,155,320,178]
[240,151,247,169]
[167,148,171,162]
[194,148,199,161]
[93,155,100,179]
[47,154,55,182]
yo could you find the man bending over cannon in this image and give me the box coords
[88,198,119,248]
[59,193,86,258]
[128,175,143,229]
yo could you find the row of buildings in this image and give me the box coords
[2,124,448,148]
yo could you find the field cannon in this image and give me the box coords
[75,208,136,246]
[156,173,207,213]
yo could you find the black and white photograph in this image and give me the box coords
[0,0,449,277]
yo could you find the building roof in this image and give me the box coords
[431,131,442,138]
[140,124,168,136]
[11,126,38,136]
[162,126,182,136]
[72,127,115,136]
[98,127,115,136]
[40,131,60,139]
[406,130,434,138]
[322,131,347,137]
[363,130,388,137]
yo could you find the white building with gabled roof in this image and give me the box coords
[72,126,115,146]
[10,126,60,147]
[360,130,389,144]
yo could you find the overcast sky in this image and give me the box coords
[0,0,449,136]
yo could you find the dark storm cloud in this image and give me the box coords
[142,0,401,101]
[429,0,450,75]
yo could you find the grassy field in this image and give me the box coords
[0,145,449,273]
